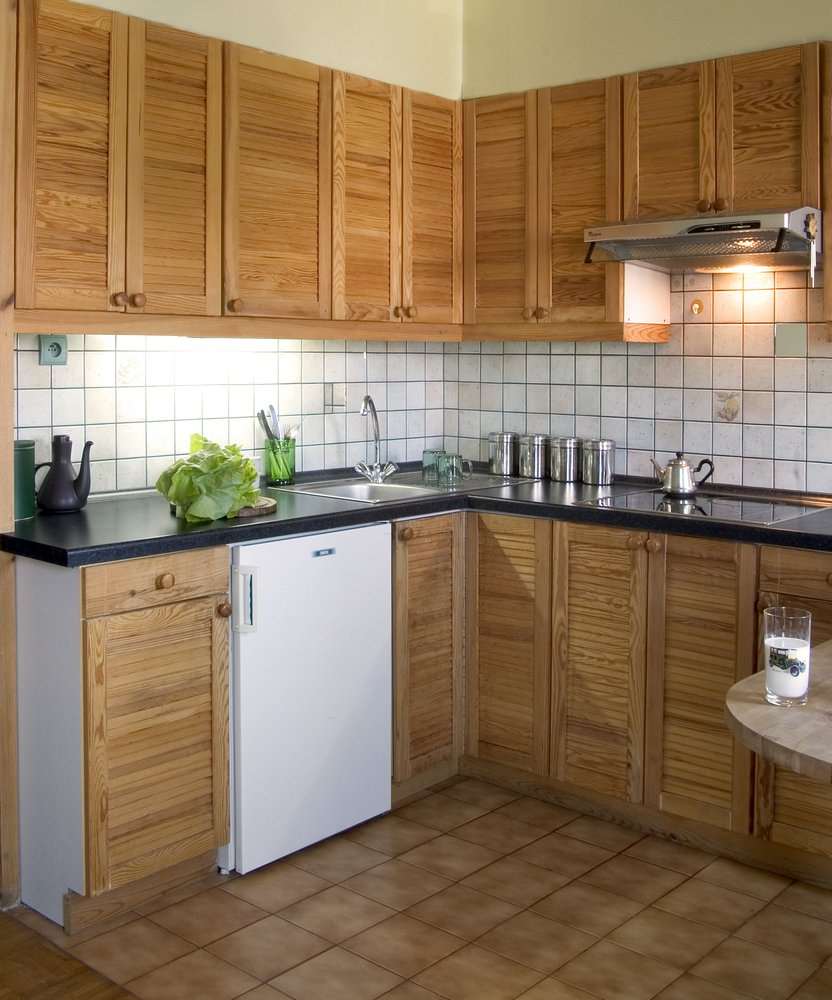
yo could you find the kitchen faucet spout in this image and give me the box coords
[356,394,398,484]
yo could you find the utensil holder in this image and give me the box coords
[265,439,296,485]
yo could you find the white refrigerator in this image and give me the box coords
[229,522,392,874]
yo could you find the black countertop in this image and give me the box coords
[4,477,832,567]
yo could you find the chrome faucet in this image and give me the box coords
[355,394,398,484]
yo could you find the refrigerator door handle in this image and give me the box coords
[233,565,257,632]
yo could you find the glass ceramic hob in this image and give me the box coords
[582,489,829,526]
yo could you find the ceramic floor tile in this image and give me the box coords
[691,936,816,1000]
[221,863,330,912]
[344,860,452,910]
[580,856,686,904]
[345,814,440,855]
[452,812,546,853]
[609,907,728,969]
[513,833,613,879]
[206,915,330,980]
[623,837,716,876]
[655,975,758,999]
[514,979,600,999]
[279,885,395,943]
[695,858,790,902]
[407,884,520,940]
[477,910,597,974]
[791,967,832,999]
[343,912,464,977]
[494,798,580,833]
[557,816,644,853]
[414,943,544,1000]
[395,793,490,831]
[291,837,390,882]
[776,881,832,924]
[381,984,444,1000]
[134,871,237,917]
[399,834,501,880]
[440,779,521,811]
[734,902,832,965]
[555,939,681,1000]
[270,946,402,1000]
[461,857,571,907]
[12,904,143,950]
[70,918,194,984]
[148,888,268,947]
[240,988,293,1000]
[127,949,259,1000]
[654,878,769,931]
[532,882,644,937]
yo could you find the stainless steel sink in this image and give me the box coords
[274,478,442,505]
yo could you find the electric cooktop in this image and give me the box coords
[581,489,830,526]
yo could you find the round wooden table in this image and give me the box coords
[725,639,832,783]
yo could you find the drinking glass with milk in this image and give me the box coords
[764,607,812,707]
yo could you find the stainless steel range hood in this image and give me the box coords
[585,207,821,280]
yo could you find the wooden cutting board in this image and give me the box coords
[237,495,278,518]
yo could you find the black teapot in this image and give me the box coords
[36,435,93,513]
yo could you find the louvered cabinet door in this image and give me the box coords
[467,514,552,774]
[332,72,401,321]
[551,523,647,802]
[401,90,462,324]
[463,93,538,324]
[644,536,757,833]
[393,515,463,783]
[538,78,623,324]
[224,47,331,318]
[84,596,230,894]
[16,0,128,310]
[623,61,716,219]
[716,45,820,213]
[126,20,221,315]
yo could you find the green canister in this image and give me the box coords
[14,439,36,520]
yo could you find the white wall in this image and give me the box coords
[84,0,463,98]
[463,0,832,96]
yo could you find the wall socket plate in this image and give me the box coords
[38,334,68,366]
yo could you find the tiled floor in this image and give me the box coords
[7,777,832,1000]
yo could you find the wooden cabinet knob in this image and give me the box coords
[826,573,832,586]
[399,526,415,542]
[645,538,662,554]
[155,572,175,590]
[216,601,233,618]
[535,307,549,320]
[626,536,644,550]
[405,305,417,319]
[111,291,129,307]
[130,292,147,308]
[713,197,728,212]
[521,307,535,320]
[228,298,244,313]
[697,199,712,213]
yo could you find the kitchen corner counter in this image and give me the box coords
[3,477,832,567]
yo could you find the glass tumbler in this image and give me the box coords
[264,438,296,485]
[422,448,445,484]
[438,453,473,485]
[764,606,812,706]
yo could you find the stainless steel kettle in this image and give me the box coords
[650,451,714,496]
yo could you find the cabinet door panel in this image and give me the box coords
[716,45,820,213]
[463,93,537,324]
[17,0,127,310]
[645,536,756,833]
[538,79,622,323]
[402,91,462,324]
[332,72,401,321]
[467,514,551,773]
[224,47,331,318]
[84,596,229,894]
[126,21,221,315]
[623,61,715,220]
[393,515,462,782]
[552,523,646,802]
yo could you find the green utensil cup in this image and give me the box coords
[265,438,296,485]
[14,439,36,520]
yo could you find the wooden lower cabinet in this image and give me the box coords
[393,515,463,784]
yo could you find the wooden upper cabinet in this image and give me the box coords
[402,91,462,324]
[623,61,715,220]
[551,523,647,802]
[16,0,128,311]
[127,21,221,315]
[716,44,820,213]
[538,78,622,324]
[224,47,331,319]
[644,536,756,834]
[463,92,537,324]
[332,72,401,321]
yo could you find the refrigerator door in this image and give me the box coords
[232,523,392,873]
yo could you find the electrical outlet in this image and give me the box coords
[38,334,68,366]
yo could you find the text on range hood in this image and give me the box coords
[584,208,821,281]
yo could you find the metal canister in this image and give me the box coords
[519,434,549,479]
[581,438,616,485]
[549,437,581,483]
[488,431,519,476]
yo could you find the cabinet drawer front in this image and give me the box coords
[83,548,229,617]
[759,547,832,603]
